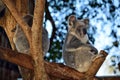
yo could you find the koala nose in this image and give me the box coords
[83,28,87,34]
[90,48,98,55]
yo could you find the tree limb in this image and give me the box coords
[0,46,84,80]
[0,45,84,80]
[45,0,57,48]
[46,62,85,80]
[0,47,33,70]
[1,46,119,80]
[31,0,48,79]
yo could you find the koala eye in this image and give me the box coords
[90,49,95,52]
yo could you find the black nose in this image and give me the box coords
[83,28,87,34]
[90,48,98,55]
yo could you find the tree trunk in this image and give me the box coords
[31,0,48,79]
[1,0,48,80]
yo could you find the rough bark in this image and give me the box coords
[0,47,119,80]
[0,46,84,80]
[31,0,48,79]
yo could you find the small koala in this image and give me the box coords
[63,15,98,72]
[13,14,50,55]
[13,14,50,80]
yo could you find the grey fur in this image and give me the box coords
[13,14,50,55]
[63,15,98,72]
[13,14,50,80]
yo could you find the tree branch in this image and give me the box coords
[0,47,33,70]
[0,46,84,80]
[0,46,119,80]
[31,0,44,58]
[2,0,31,44]
[31,0,48,79]
[45,0,57,48]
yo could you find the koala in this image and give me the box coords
[13,14,50,80]
[63,15,98,72]
[13,14,50,55]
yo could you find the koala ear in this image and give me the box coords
[68,15,76,27]
[82,19,89,25]
[23,14,33,27]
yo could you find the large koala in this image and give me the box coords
[63,15,98,72]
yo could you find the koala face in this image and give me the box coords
[67,15,89,44]
[74,19,89,37]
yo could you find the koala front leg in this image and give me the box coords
[92,52,105,62]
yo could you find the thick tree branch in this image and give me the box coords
[0,47,84,80]
[31,0,48,80]
[0,47,119,80]
[2,0,31,44]
[31,0,44,58]
[46,62,85,80]
[0,47,120,80]
[0,47,33,70]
